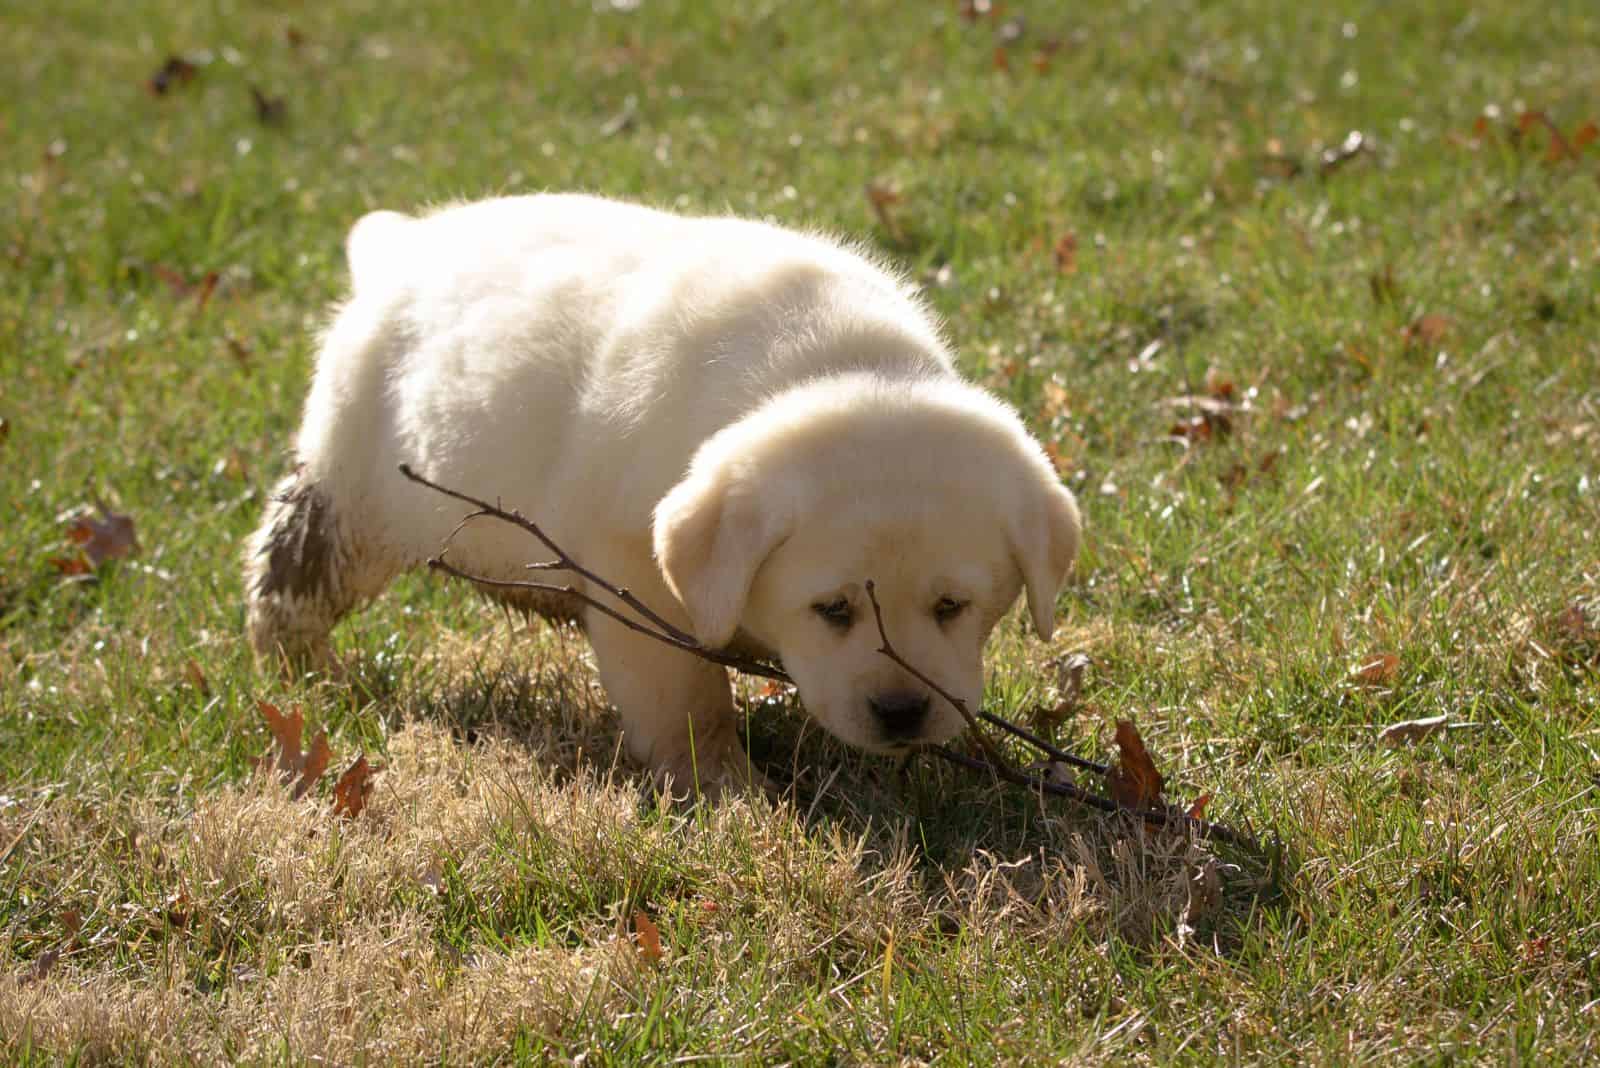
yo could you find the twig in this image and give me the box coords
[929,746,1254,846]
[398,464,696,646]
[863,580,1013,774]
[976,711,1109,776]
[399,462,1256,847]
[425,554,791,683]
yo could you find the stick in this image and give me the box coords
[399,464,697,646]
[863,580,1014,774]
[398,462,1256,847]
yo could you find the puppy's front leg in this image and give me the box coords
[583,597,752,797]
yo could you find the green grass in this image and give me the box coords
[3,0,1599,1062]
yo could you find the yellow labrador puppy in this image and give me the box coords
[246,195,1080,792]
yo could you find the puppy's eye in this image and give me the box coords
[933,596,968,623]
[812,597,853,628]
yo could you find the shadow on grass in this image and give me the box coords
[352,645,1297,961]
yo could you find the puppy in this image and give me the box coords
[245,195,1081,792]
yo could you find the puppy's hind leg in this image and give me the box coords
[243,469,396,675]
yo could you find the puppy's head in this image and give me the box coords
[653,375,1080,754]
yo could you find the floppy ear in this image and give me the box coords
[653,467,790,649]
[1008,473,1082,641]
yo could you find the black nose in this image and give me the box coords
[869,692,931,741]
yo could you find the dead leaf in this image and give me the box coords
[1201,370,1233,404]
[332,755,379,818]
[1379,714,1449,747]
[1031,38,1064,73]
[1105,719,1165,809]
[1402,314,1451,349]
[164,890,191,927]
[183,659,210,695]
[50,555,92,576]
[1351,653,1400,686]
[21,949,60,986]
[1185,792,1212,820]
[291,731,332,800]
[1169,414,1215,443]
[249,84,286,125]
[865,181,903,241]
[1573,121,1598,152]
[1052,232,1078,274]
[1039,379,1071,422]
[60,908,83,941]
[65,501,139,566]
[632,909,664,963]
[257,700,306,773]
[147,55,198,96]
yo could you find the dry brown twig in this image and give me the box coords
[397,463,1256,847]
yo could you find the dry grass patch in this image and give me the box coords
[2,702,1242,1062]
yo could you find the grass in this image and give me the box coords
[3,0,1598,1061]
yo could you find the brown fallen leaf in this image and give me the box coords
[1573,121,1598,153]
[183,659,210,695]
[632,909,664,964]
[1351,653,1400,686]
[147,55,198,96]
[1402,314,1451,349]
[1379,714,1449,747]
[66,500,139,566]
[332,755,379,818]
[257,700,306,774]
[21,949,61,986]
[1105,719,1165,809]
[1185,792,1212,820]
[291,731,332,800]
[865,181,904,242]
[249,84,287,125]
[1052,232,1078,274]
[254,700,333,798]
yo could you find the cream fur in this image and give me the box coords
[244,194,1081,792]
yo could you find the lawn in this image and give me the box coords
[3,0,1598,1062]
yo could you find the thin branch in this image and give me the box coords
[929,746,1254,847]
[400,462,1256,848]
[977,710,1109,776]
[399,463,697,646]
[863,579,1014,775]
[425,554,792,683]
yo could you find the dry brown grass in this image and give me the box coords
[2,685,1228,1064]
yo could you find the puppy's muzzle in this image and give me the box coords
[869,691,931,743]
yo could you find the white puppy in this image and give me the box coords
[245,195,1080,792]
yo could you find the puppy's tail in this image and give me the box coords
[345,210,414,295]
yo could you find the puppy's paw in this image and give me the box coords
[652,738,775,803]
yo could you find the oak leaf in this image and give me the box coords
[632,909,664,963]
[332,755,379,818]
[1105,719,1165,809]
[1378,714,1449,747]
[65,501,139,567]
[1351,653,1400,686]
